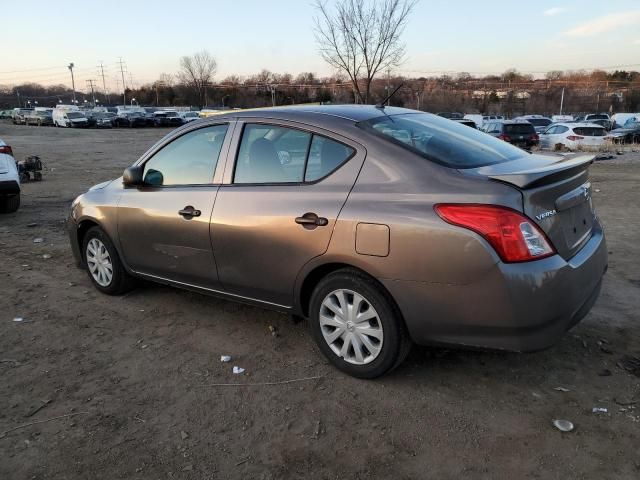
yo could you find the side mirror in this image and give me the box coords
[123,165,144,187]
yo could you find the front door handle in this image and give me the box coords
[178,206,201,218]
[295,212,328,229]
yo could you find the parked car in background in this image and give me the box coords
[463,114,483,128]
[0,139,20,213]
[12,108,33,125]
[483,120,539,149]
[608,119,640,144]
[53,109,89,128]
[574,113,612,130]
[539,123,608,151]
[611,113,639,129]
[114,111,147,128]
[91,112,116,128]
[181,111,200,123]
[436,112,464,119]
[0,110,13,119]
[513,115,553,134]
[153,111,184,127]
[453,118,477,128]
[24,109,54,126]
[551,115,574,123]
[67,106,608,378]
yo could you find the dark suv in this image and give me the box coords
[484,120,539,149]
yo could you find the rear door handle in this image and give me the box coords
[178,206,201,218]
[295,212,329,228]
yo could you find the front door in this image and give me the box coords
[212,121,365,306]
[118,123,231,289]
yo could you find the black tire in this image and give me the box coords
[0,194,20,213]
[82,226,135,295]
[309,268,412,379]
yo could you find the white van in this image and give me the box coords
[463,114,484,128]
[53,109,89,128]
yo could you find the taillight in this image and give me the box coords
[532,134,539,141]
[567,135,584,141]
[434,204,555,263]
[498,134,511,142]
[0,145,13,156]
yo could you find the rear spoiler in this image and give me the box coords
[486,154,594,189]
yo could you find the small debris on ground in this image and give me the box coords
[220,355,231,362]
[592,407,608,414]
[180,430,189,440]
[42,254,52,259]
[554,387,570,392]
[553,419,574,432]
[268,325,278,337]
[618,355,640,377]
[12,317,23,322]
[33,238,44,243]
[232,366,245,374]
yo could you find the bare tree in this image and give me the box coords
[313,0,417,104]
[178,50,217,107]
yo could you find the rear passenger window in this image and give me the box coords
[305,136,354,182]
[234,124,354,184]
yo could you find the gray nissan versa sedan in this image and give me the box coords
[67,105,608,378]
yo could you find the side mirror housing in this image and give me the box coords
[123,165,143,187]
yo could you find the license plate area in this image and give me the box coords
[560,199,593,250]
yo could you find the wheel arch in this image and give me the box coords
[296,261,405,325]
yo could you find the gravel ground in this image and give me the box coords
[0,122,639,480]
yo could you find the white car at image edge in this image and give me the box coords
[540,122,608,151]
[0,138,20,213]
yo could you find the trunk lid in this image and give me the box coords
[465,153,596,260]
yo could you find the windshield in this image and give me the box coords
[66,112,84,119]
[37,111,51,117]
[527,118,551,127]
[359,113,526,169]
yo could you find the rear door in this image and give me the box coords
[211,120,365,306]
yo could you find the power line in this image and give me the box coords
[117,57,127,105]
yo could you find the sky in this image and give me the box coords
[2,0,640,92]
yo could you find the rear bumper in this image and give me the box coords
[0,180,20,195]
[382,222,608,352]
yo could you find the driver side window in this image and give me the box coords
[143,124,228,186]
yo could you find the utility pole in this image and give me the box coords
[270,85,276,106]
[117,57,127,106]
[86,79,97,105]
[97,61,110,104]
[559,87,565,115]
[68,63,77,104]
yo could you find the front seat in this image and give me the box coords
[248,138,287,182]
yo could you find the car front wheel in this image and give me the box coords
[82,226,135,295]
[309,269,411,379]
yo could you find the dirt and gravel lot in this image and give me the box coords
[0,122,639,480]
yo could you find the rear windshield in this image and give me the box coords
[573,127,605,136]
[527,118,551,127]
[587,114,609,120]
[358,113,525,169]
[504,124,535,134]
[66,112,84,119]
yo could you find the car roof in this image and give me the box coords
[213,104,416,123]
[553,122,605,128]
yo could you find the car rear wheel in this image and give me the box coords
[309,269,411,379]
[82,226,135,295]
[0,194,20,213]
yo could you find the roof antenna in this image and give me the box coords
[376,83,404,109]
